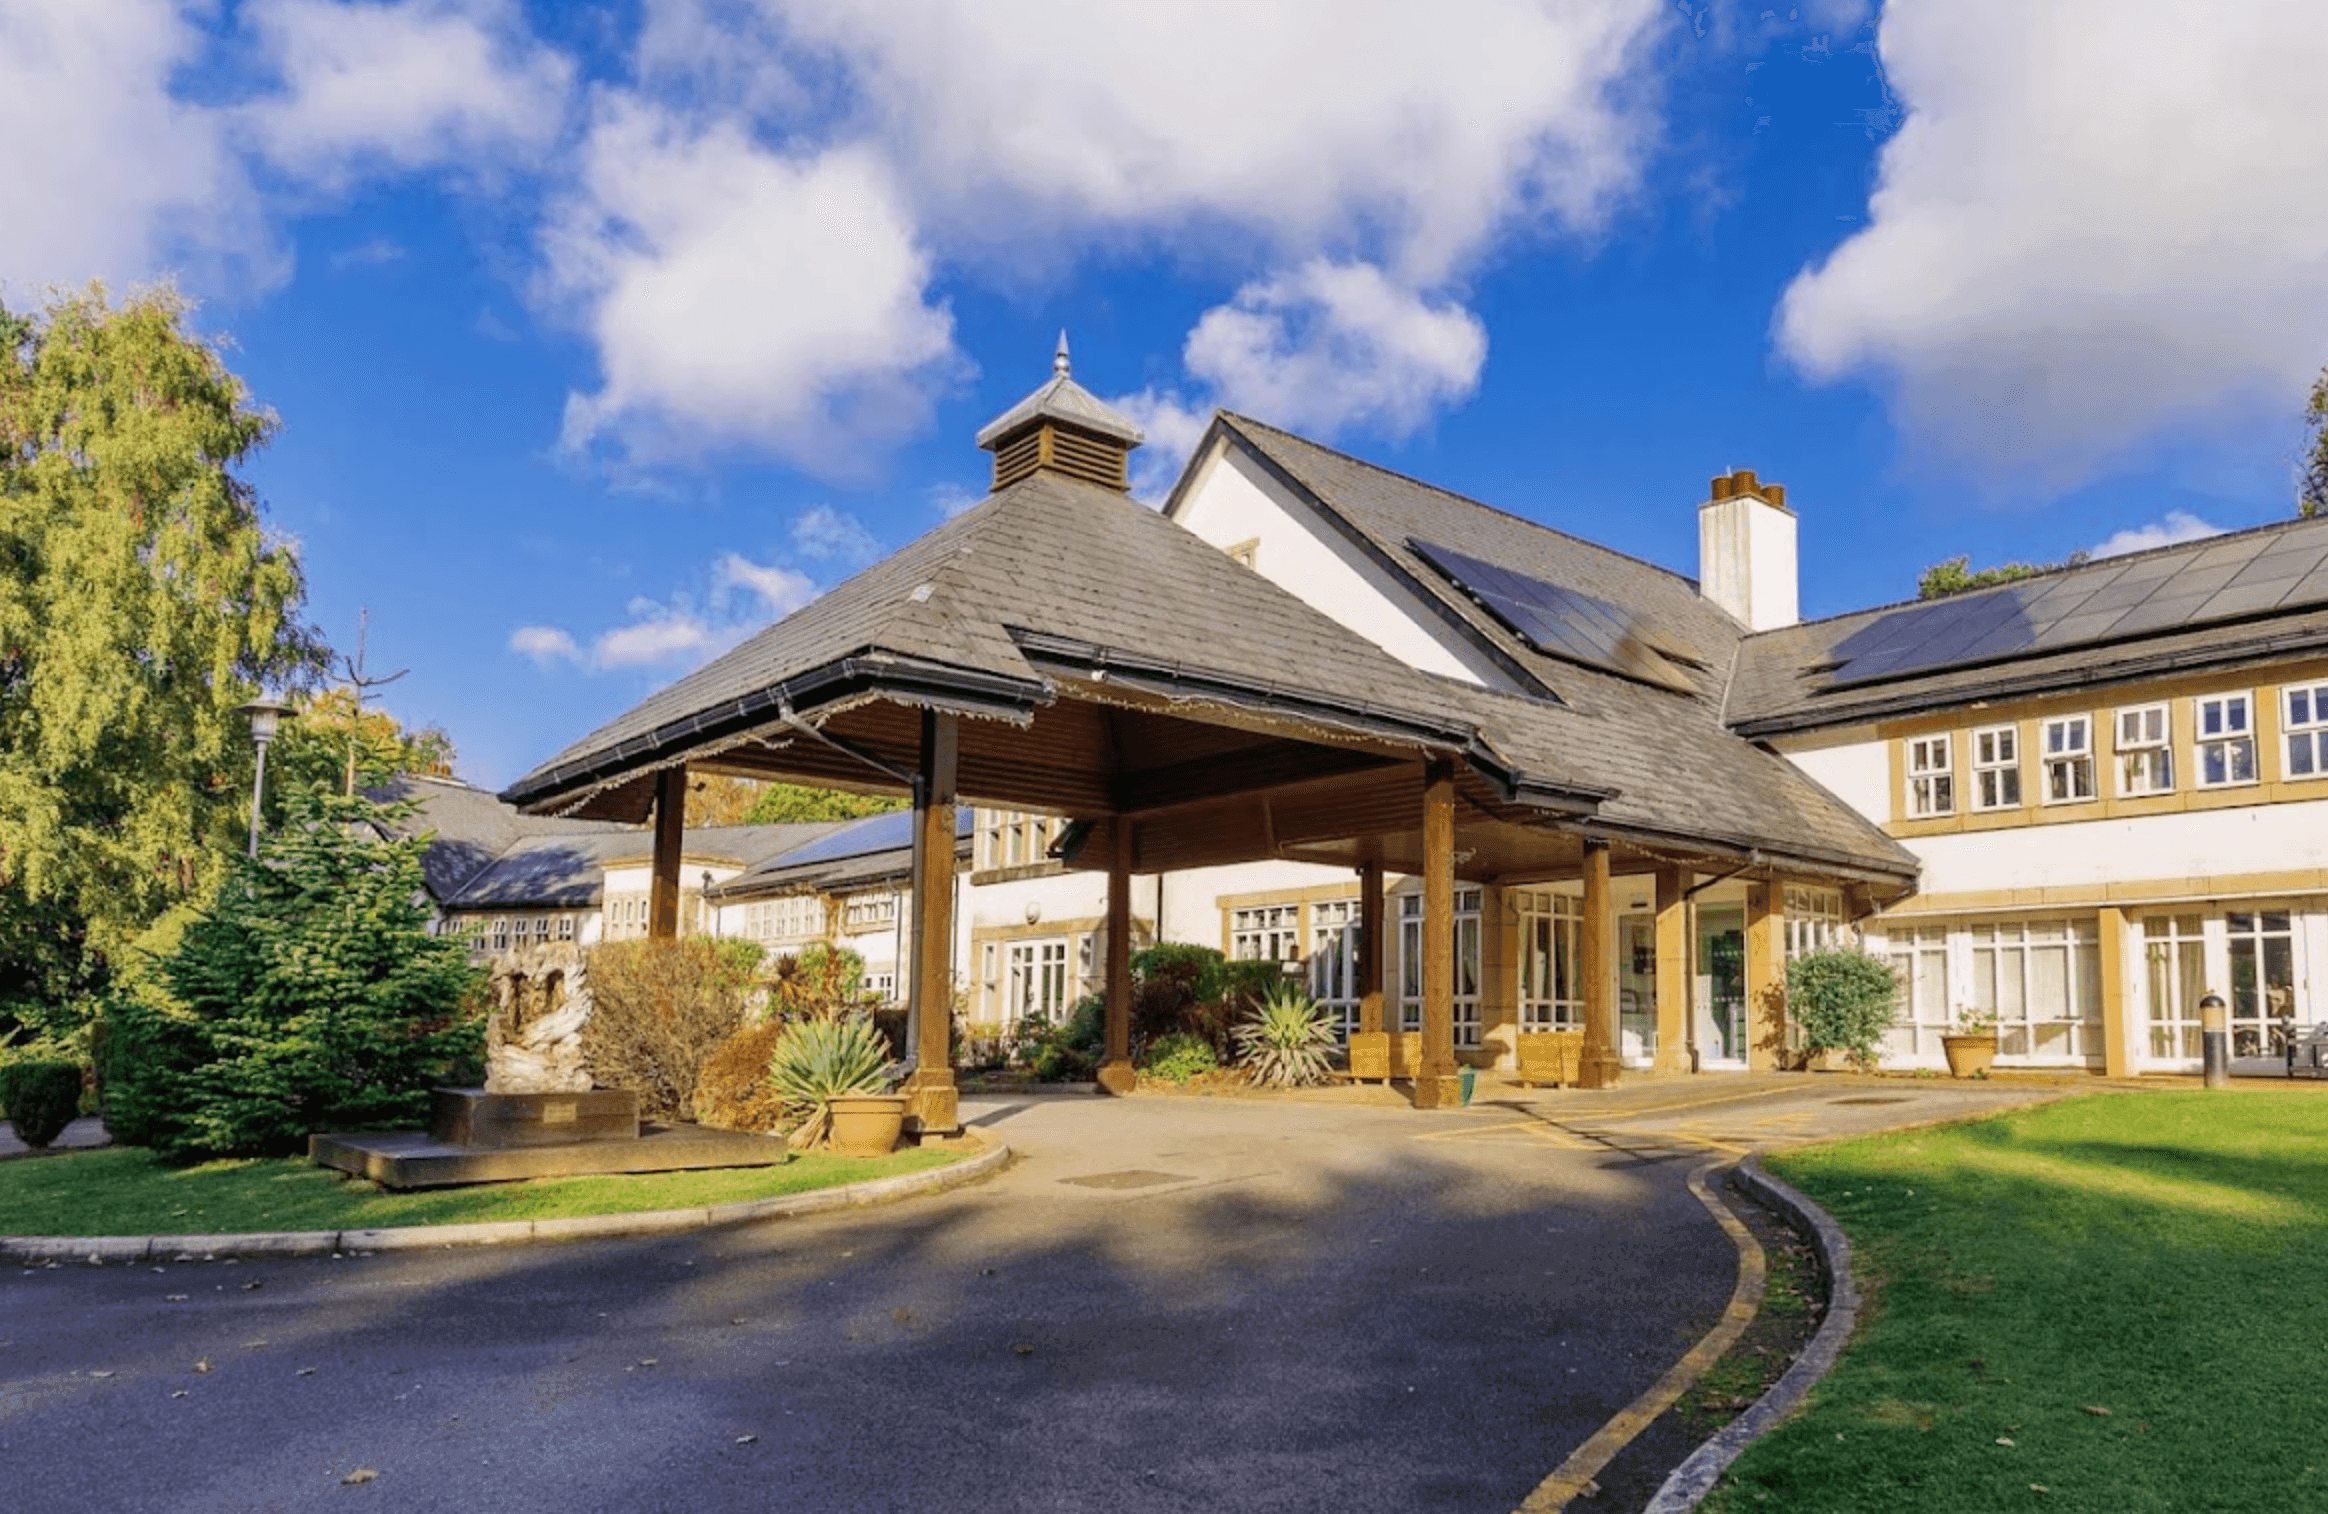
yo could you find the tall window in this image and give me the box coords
[1397,888,1482,1047]
[2287,682,2328,779]
[1881,924,1952,1062]
[1004,938,1071,1023]
[2042,715,2096,803]
[2194,693,2257,788]
[1516,889,1583,1032]
[1969,725,2021,811]
[1784,886,1846,960]
[1308,898,1362,1038]
[2226,910,2297,1058]
[1231,904,1302,965]
[1972,919,2102,1060]
[1906,735,1954,817]
[2116,704,2174,795]
[2144,914,2207,1060]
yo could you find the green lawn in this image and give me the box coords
[1710,1090,2328,1514]
[0,1143,971,1236]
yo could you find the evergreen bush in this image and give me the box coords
[0,1058,83,1147]
[113,787,486,1158]
[1139,1032,1218,1084]
[1786,947,1902,1070]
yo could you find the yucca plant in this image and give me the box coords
[767,1014,895,1149]
[1233,980,1341,1088]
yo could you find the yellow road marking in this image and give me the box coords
[1515,1156,1768,1514]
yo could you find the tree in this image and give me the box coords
[267,686,454,810]
[2302,365,2326,519]
[104,786,486,1157]
[0,285,325,1009]
[744,781,906,824]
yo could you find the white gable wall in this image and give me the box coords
[1767,728,1890,825]
[1170,440,1518,691]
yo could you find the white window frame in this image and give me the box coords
[2143,913,2208,1062]
[2286,682,2328,781]
[2194,692,2257,789]
[1231,903,1302,966]
[1972,918,2103,1063]
[1905,734,1954,817]
[1003,937,1072,1024]
[2041,714,2097,804]
[1307,897,1362,1039]
[1969,724,2021,812]
[2116,703,2175,796]
[1515,889,1584,1032]
[1396,888,1483,1047]
[1880,924,1952,1063]
[1783,885,1846,961]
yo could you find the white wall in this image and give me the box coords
[1910,800,2328,897]
[1770,728,1890,825]
[1170,441,1517,689]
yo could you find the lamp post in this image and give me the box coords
[238,698,292,859]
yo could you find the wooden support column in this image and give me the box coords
[1746,881,1789,1072]
[649,767,687,940]
[1579,841,1621,1089]
[2098,905,2133,1078]
[1653,865,1693,1074]
[1097,820,1137,1094]
[1357,861,1386,1035]
[1413,760,1464,1108]
[901,711,960,1137]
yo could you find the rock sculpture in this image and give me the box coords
[484,944,595,1093]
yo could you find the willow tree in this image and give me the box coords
[0,285,323,1034]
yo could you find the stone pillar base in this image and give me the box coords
[1410,1072,1465,1109]
[900,1068,959,1138]
[1651,1046,1693,1076]
[1578,1055,1623,1090]
[1096,1059,1137,1095]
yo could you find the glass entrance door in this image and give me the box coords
[1618,912,1656,1065]
[2227,909,2299,1070]
[1696,906,1747,1068]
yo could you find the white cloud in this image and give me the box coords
[0,0,272,296]
[789,505,882,566]
[239,0,572,191]
[512,550,820,674]
[1777,0,2328,486]
[2089,510,2226,561]
[1114,389,1213,502]
[509,624,581,664]
[776,0,1665,284]
[543,101,960,472]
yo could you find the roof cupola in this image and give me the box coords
[975,332,1144,493]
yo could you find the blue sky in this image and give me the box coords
[7,1,2326,787]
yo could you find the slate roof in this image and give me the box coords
[1727,512,2328,735]
[713,809,973,900]
[372,775,631,902]
[973,341,1145,448]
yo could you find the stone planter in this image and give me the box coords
[826,1094,907,1158]
[1942,1033,1998,1079]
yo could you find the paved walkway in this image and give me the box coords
[0,1075,2088,1514]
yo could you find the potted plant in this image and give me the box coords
[1941,1004,2001,1079]
[768,1014,905,1157]
[1785,948,1901,1072]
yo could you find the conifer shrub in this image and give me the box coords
[580,937,764,1123]
[0,1058,83,1147]
[109,787,487,1158]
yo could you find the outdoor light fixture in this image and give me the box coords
[237,697,293,859]
[703,870,717,938]
[2200,991,2230,1089]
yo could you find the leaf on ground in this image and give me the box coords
[735,1434,758,1445]
[1996,1436,2016,1446]
[2082,1405,2112,1416]
[193,1358,212,1374]
[89,1370,114,1379]
[342,1468,378,1485]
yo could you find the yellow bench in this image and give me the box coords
[1514,1030,1584,1089]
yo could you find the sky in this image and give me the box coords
[6,0,2327,789]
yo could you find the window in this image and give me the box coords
[1783,886,1845,960]
[977,809,1059,871]
[1880,924,1952,1062]
[1231,904,1301,965]
[557,915,575,942]
[2287,683,2328,779]
[1396,888,1482,1047]
[1905,735,1953,817]
[1969,725,2021,811]
[491,917,510,952]
[2041,715,2096,803]
[1307,898,1362,1039]
[2116,704,2173,795]
[2144,914,2207,1060]
[1003,938,1071,1023]
[1516,889,1583,1032]
[863,970,898,1005]
[2194,693,2256,788]
[2226,910,2297,1059]
[844,892,898,931]
[1972,919,2102,1061]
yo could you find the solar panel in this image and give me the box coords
[1408,538,1697,693]
[1826,521,2328,687]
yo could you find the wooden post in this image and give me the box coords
[1358,861,1386,1035]
[2098,905,2133,1078]
[1746,880,1788,1071]
[1579,841,1620,1088]
[1653,865,1692,1074]
[649,768,686,940]
[1414,759,1463,1108]
[901,711,960,1137]
[1098,820,1137,1094]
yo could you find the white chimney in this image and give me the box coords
[1697,469,1798,631]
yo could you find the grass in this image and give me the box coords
[0,1143,971,1237]
[1708,1089,2328,1514]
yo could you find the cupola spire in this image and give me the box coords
[976,334,1144,493]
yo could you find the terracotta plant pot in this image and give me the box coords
[1942,1033,1998,1079]
[826,1093,907,1158]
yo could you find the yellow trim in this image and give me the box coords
[1215,882,1362,957]
[1880,868,2328,917]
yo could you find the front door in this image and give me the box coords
[1696,906,1747,1068]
